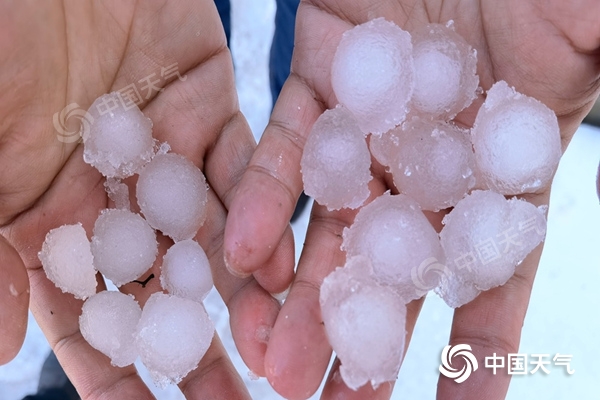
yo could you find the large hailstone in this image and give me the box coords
[83,92,155,178]
[341,192,445,301]
[370,118,476,211]
[135,293,214,387]
[79,291,141,367]
[331,18,414,135]
[410,22,479,119]
[91,209,158,287]
[160,239,213,303]
[437,190,547,307]
[472,81,562,194]
[38,223,97,300]
[301,106,372,210]
[320,255,407,390]
[136,153,208,242]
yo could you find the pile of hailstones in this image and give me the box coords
[302,19,560,390]
[39,92,215,388]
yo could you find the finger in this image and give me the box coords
[223,75,320,277]
[222,4,355,278]
[0,235,29,364]
[320,358,394,400]
[262,180,387,398]
[195,190,280,377]
[179,335,251,400]
[263,198,361,399]
[436,192,550,400]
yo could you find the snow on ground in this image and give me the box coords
[0,1,599,399]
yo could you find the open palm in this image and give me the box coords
[224,1,600,399]
[0,1,295,398]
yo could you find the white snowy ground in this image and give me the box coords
[0,1,599,399]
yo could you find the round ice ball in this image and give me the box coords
[472,81,562,194]
[160,239,213,303]
[331,18,414,135]
[341,192,445,301]
[91,209,158,287]
[439,190,546,307]
[38,223,97,300]
[136,153,208,242]
[372,118,476,211]
[320,256,407,390]
[411,22,479,119]
[135,293,214,387]
[83,92,155,178]
[79,291,141,367]
[301,106,372,210]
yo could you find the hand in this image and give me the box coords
[0,1,292,398]
[224,1,600,398]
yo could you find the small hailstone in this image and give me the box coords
[370,118,476,211]
[341,192,445,301]
[79,291,141,367]
[38,223,96,300]
[472,81,562,194]
[410,22,479,119]
[91,209,158,287]
[83,92,155,178]
[320,255,407,390]
[160,239,213,303]
[331,18,414,135]
[438,190,546,307]
[135,293,214,387]
[136,153,208,242]
[301,106,372,210]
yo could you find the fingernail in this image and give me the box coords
[224,252,251,279]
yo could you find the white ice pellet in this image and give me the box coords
[79,291,141,367]
[438,190,547,307]
[301,106,372,210]
[160,240,213,303]
[342,193,445,301]
[472,81,562,194]
[38,224,97,300]
[91,209,158,287]
[136,153,208,242]
[135,293,214,387]
[331,18,414,135]
[320,255,407,390]
[83,92,155,178]
[410,22,479,119]
[370,118,476,211]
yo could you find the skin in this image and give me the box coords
[224,0,600,399]
[0,0,295,398]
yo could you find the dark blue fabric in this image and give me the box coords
[214,0,231,47]
[269,0,300,104]
[23,388,78,400]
